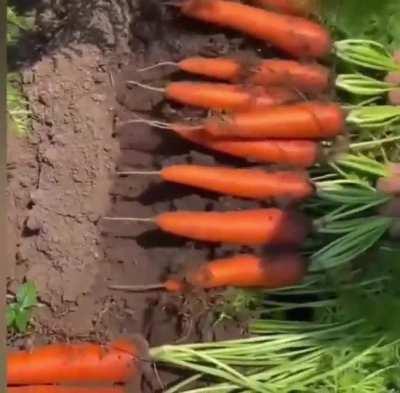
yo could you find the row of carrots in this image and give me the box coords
[105,0,337,289]
[7,0,336,390]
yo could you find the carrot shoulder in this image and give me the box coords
[180,0,331,59]
[156,208,310,245]
[7,339,143,385]
[187,253,306,288]
[202,102,345,139]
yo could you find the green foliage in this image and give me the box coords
[7,5,32,135]
[7,73,31,135]
[335,244,400,339]
[320,0,400,49]
[7,282,38,334]
[7,6,32,44]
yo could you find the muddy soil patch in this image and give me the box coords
[7,0,269,388]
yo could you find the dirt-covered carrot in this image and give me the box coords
[172,128,320,167]
[109,253,306,292]
[186,253,306,289]
[103,208,310,246]
[130,102,343,140]
[140,57,330,93]
[247,59,330,93]
[252,0,317,16]
[127,80,300,111]
[180,0,332,59]
[7,387,126,393]
[7,338,145,385]
[118,165,314,201]
[202,102,345,139]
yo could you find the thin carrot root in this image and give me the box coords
[116,113,201,132]
[117,170,160,176]
[102,216,155,223]
[109,279,185,293]
[137,61,179,72]
[109,283,166,291]
[127,80,165,93]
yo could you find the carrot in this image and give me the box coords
[252,0,317,16]
[186,253,306,289]
[178,57,242,80]
[118,165,315,201]
[109,253,306,292]
[103,208,311,246]
[172,128,320,167]
[7,339,144,385]
[127,80,300,110]
[247,59,330,93]
[202,102,345,139]
[140,57,330,93]
[7,387,125,393]
[377,175,400,195]
[180,0,332,59]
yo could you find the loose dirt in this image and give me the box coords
[7,0,268,389]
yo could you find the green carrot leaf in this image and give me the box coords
[16,281,38,309]
[14,309,30,333]
[6,304,17,327]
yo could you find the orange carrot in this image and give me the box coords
[143,57,330,93]
[7,339,144,385]
[128,80,300,110]
[172,128,320,167]
[247,59,330,93]
[252,0,317,16]
[109,253,306,292]
[118,165,314,201]
[178,57,242,80]
[202,102,345,139]
[186,253,306,289]
[180,0,332,59]
[103,209,310,246]
[7,387,125,393]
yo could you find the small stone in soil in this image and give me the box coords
[25,213,43,232]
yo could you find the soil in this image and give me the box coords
[7,0,269,390]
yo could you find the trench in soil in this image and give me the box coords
[7,0,308,390]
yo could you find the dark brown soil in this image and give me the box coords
[7,0,268,390]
